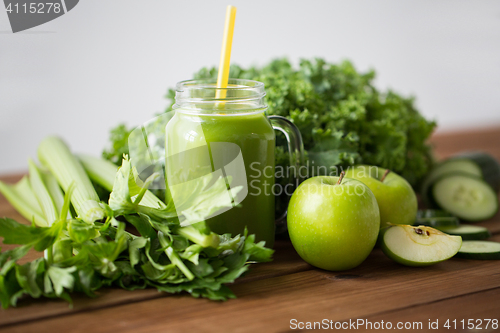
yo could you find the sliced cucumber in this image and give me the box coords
[455,152,500,192]
[455,240,500,260]
[421,159,482,205]
[415,209,459,227]
[421,152,500,206]
[438,225,491,240]
[431,173,499,222]
[427,159,482,183]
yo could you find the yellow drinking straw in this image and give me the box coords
[216,5,237,100]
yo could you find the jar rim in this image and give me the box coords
[175,78,265,92]
[173,78,267,115]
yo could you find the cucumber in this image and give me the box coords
[455,240,500,260]
[455,152,500,192]
[421,159,482,205]
[431,173,499,222]
[415,209,459,227]
[421,151,500,205]
[438,225,491,240]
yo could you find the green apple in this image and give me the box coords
[380,224,462,266]
[345,165,417,228]
[287,174,380,271]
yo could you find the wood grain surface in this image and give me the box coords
[1,127,499,332]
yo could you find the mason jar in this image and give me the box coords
[166,78,303,247]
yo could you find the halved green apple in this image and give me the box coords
[380,225,462,266]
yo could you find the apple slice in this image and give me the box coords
[380,225,462,266]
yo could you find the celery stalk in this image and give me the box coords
[38,137,105,223]
[0,177,48,227]
[77,154,117,192]
[78,154,166,209]
[40,167,69,219]
[176,226,220,248]
[28,159,58,224]
[28,159,63,262]
[14,176,43,215]
[158,231,194,281]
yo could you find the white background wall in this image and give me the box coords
[1,0,499,174]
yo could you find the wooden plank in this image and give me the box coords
[430,127,500,159]
[0,174,24,185]
[0,240,311,327]
[4,235,499,333]
[366,288,500,333]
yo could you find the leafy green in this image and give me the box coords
[190,58,436,188]
[102,124,131,166]
[0,217,61,252]
[102,58,436,216]
[0,154,273,308]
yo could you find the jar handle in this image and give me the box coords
[268,115,305,235]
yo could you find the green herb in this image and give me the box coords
[0,142,273,308]
[102,124,132,166]
[103,58,436,216]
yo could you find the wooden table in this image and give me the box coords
[1,127,500,333]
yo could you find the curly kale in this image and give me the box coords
[102,124,131,166]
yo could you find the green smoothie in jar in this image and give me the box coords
[166,79,303,248]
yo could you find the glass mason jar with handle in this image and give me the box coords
[165,79,304,248]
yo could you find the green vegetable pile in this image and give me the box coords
[0,137,272,308]
[103,58,436,214]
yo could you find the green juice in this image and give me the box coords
[165,110,276,248]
